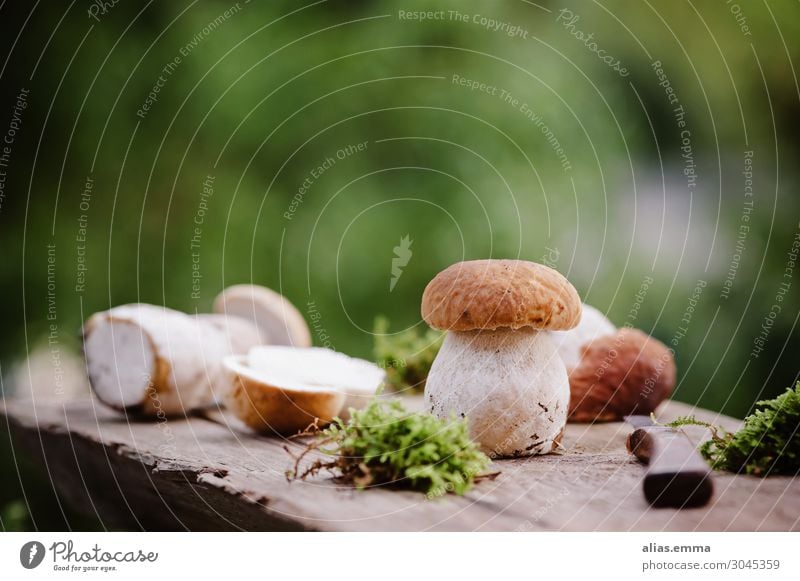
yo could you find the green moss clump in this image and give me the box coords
[373,316,443,392]
[666,383,800,476]
[287,397,493,497]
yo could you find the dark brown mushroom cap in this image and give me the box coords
[568,328,676,422]
[421,259,582,331]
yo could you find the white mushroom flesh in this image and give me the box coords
[85,318,156,409]
[246,346,385,418]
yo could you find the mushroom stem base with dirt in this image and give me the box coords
[424,327,569,458]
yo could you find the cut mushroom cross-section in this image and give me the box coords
[222,346,385,434]
[84,304,261,416]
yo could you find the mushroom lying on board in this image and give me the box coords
[567,327,676,422]
[421,259,582,458]
[222,346,385,434]
[83,285,311,416]
[84,304,259,415]
[547,303,676,422]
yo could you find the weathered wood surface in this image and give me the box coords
[2,395,798,531]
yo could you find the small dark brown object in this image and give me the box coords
[626,422,713,508]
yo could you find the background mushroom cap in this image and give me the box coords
[421,259,581,331]
[550,303,617,370]
[213,284,311,347]
[568,327,676,422]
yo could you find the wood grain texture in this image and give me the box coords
[2,396,798,531]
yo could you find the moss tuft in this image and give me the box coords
[665,383,800,476]
[373,316,443,392]
[286,397,494,496]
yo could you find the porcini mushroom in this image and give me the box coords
[213,284,311,347]
[421,259,582,458]
[545,302,677,422]
[222,346,385,434]
[568,327,676,422]
[84,303,262,415]
[83,284,312,416]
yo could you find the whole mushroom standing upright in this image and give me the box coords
[421,259,582,458]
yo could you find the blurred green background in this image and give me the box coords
[0,0,798,529]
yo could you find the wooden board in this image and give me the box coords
[2,395,798,531]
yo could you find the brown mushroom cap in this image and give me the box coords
[421,259,581,331]
[568,327,676,422]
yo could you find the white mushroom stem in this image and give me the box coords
[84,304,261,416]
[424,327,569,458]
